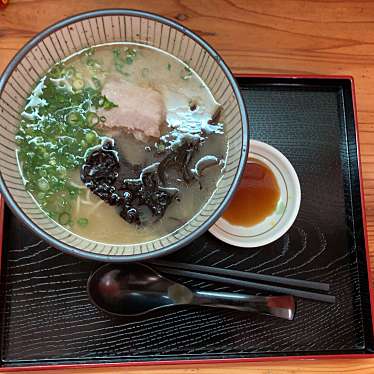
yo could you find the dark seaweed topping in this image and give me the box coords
[80,139,119,204]
[158,136,201,185]
[80,140,178,226]
[120,207,140,225]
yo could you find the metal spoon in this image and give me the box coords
[87,263,295,320]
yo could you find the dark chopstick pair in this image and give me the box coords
[148,259,335,304]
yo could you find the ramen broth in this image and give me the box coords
[71,132,224,244]
[16,43,227,244]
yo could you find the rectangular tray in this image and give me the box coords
[0,75,373,371]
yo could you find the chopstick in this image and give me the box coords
[149,260,330,292]
[154,267,336,304]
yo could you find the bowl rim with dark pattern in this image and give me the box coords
[0,9,249,262]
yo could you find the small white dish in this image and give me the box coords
[209,140,301,247]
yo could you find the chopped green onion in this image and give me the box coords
[64,67,76,79]
[48,211,58,220]
[125,56,134,64]
[38,177,49,192]
[16,57,113,224]
[113,47,137,75]
[97,96,104,106]
[84,47,95,56]
[92,77,101,90]
[126,48,137,57]
[77,217,89,227]
[167,63,171,71]
[72,78,84,91]
[15,135,23,145]
[86,57,98,67]
[36,192,46,201]
[68,187,79,197]
[85,131,97,144]
[49,63,65,79]
[113,48,121,57]
[56,165,67,177]
[86,112,99,127]
[114,63,126,75]
[99,116,106,123]
[67,111,81,125]
[48,196,70,214]
[100,95,118,110]
[86,57,103,74]
[39,169,47,177]
[58,81,66,89]
[58,212,71,225]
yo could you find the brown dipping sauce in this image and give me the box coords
[222,160,280,227]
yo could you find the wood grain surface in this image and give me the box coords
[1,0,374,372]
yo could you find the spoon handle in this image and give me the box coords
[190,291,295,320]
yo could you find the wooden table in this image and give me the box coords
[1,0,374,372]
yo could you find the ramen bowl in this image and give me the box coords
[0,9,249,262]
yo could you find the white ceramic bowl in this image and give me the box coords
[209,140,301,247]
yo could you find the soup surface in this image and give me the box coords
[16,43,227,244]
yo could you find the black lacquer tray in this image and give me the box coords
[0,75,373,371]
